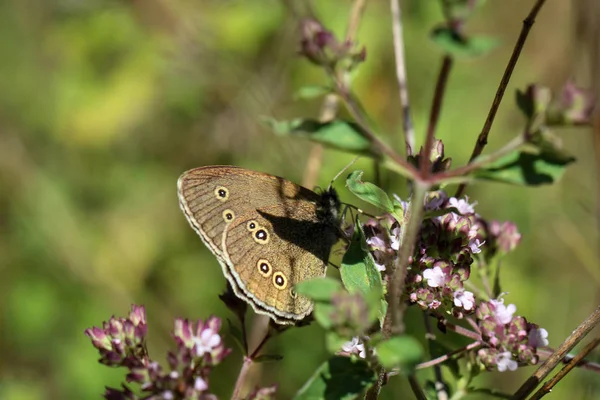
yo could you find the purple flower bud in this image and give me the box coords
[557,80,595,125]
[129,305,147,326]
[489,221,522,253]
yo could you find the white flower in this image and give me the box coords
[496,351,518,372]
[491,299,517,325]
[194,328,221,356]
[341,337,366,358]
[448,197,477,215]
[423,266,446,288]
[366,235,386,250]
[469,238,484,254]
[194,377,208,391]
[528,328,549,347]
[453,289,475,311]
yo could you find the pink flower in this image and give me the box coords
[496,352,518,372]
[491,299,517,325]
[528,328,549,347]
[341,337,366,358]
[448,197,477,215]
[194,327,222,356]
[453,289,475,311]
[423,266,446,288]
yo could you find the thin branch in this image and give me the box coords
[530,336,600,400]
[390,0,415,156]
[538,348,600,373]
[420,55,453,177]
[511,304,600,399]
[416,341,481,370]
[455,0,548,197]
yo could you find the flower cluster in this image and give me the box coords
[299,18,366,70]
[364,184,524,322]
[475,297,549,371]
[364,192,486,318]
[85,305,233,400]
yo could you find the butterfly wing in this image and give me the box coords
[178,165,340,324]
[221,201,339,324]
[178,166,315,258]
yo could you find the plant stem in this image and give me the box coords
[421,55,453,177]
[389,180,428,333]
[511,304,600,399]
[230,324,272,400]
[530,336,600,400]
[455,0,548,197]
[231,356,253,400]
[390,0,415,156]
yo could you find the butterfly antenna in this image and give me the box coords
[327,156,360,191]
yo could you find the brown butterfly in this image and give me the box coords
[177,165,341,324]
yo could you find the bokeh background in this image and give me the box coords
[1,0,599,399]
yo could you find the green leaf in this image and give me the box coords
[295,277,343,302]
[346,170,395,214]
[293,356,377,400]
[294,86,331,100]
[262,117,373,154]
[253,354,284,363]
[431,27,499,58]
[375,336,423,372]
[473,143,576,186]
[340,218,383,297]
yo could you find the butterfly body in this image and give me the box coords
[177,165,340,324]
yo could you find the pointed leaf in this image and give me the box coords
[262,117,372,154]
[346,171,395,214]
[340,218,383,296]
[473,146,575,185]
[293,356,377,400]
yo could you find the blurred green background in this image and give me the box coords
[1,0,598,399]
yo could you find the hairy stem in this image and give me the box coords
[390,0,415,156]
